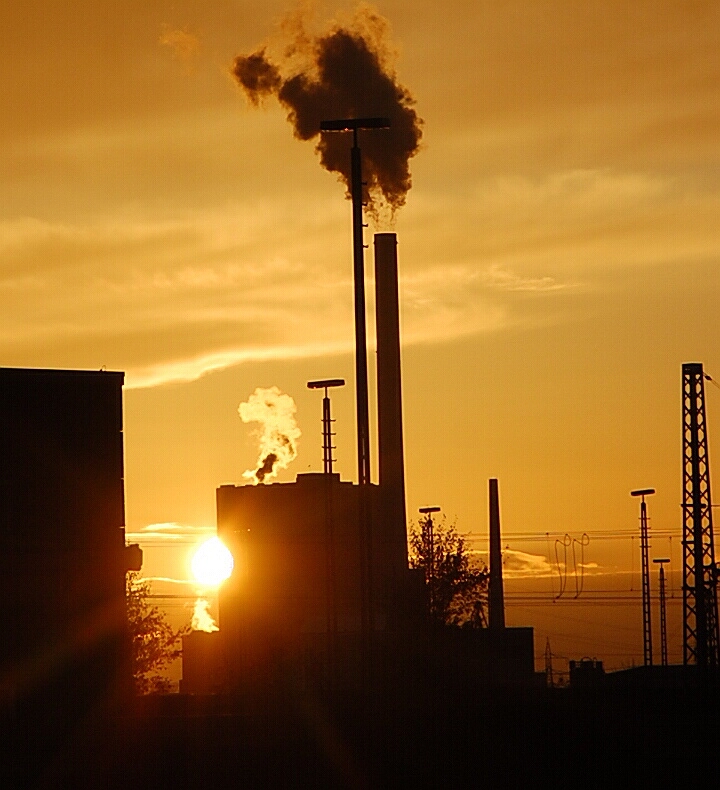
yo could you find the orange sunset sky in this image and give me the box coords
[2,1,719,673]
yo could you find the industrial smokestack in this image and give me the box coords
[374,233,408,576]
[488,478,506,630]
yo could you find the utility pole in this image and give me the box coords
[319,117,390,645]
[681,362,720,669]
[632,488,655,666]
[318,117,389,490]
[653,558,670,667]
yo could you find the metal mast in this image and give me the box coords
[681,362,720,668]
[307,379,345,474]
[307,378,345,689]
[318,117,390,489]
[319,118,390,643]
[632,488,655,666]
[654,558,670,667]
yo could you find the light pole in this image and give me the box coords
[307,379,345,474]
[632,488,656,666]
[319,117,390,644]
[307,378,346,688]
[318,117,390,489]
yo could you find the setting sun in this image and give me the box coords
[191,537,234,587]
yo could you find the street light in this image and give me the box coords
[632,488,656,666]
[320,117,390,644]
[307,379,345,474]
[318,117,390,488]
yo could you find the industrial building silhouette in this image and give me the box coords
[0,367,139,787]
[180,233,536,695]
[180,472,535,695]
[0,368,135,709]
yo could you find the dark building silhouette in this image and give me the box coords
[179,473,535,695]
[179,631,227,695]
[569,657,605,688]
[0,368,135,719]
[215,472,412,690]
[180,232,535,695]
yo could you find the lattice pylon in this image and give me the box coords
[682,363,720,668]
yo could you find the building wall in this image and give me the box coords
[0,368,132,715]
[216,473,409,681]
[207,472,535,693]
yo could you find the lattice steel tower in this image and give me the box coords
[682,362,720,668]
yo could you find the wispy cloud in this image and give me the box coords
[499,548,608,581]
[126,522,216,541]
[144,576,196,586]
[159,25,201,71]
[502,549,556,579]
[2,126,717,390]
[481,264,573,293]
[0,200,581,388]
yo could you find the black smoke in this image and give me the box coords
[254,452,278,484]
[232,11,423,215]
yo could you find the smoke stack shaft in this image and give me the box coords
[489,478,506,630]
[374,233,408,573]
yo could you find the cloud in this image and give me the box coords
[481,264,573,293]
[0,197,581,388]
[159,25,201,70]
[498,548,609,581]
[3,159,714,388]
[0,49,717,391]
[126,522,216,541]
[501,549,556,579]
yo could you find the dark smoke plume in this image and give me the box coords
[255,452,278,483]
[231,8,423,215]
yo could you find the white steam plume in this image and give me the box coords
[239,386,301,484]
[191,598,219,633]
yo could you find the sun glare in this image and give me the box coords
[191,537,234,587]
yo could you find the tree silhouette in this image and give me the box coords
[126,571,188,694]
[408,518,489,627]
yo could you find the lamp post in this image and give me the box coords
[318,117,390,489]
[307,378,346,687]
[307,379,345,474]
[319,117,390,644]
[632,488,656,666]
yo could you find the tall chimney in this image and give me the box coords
[374,233,409,580]
[488,478,506,630]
